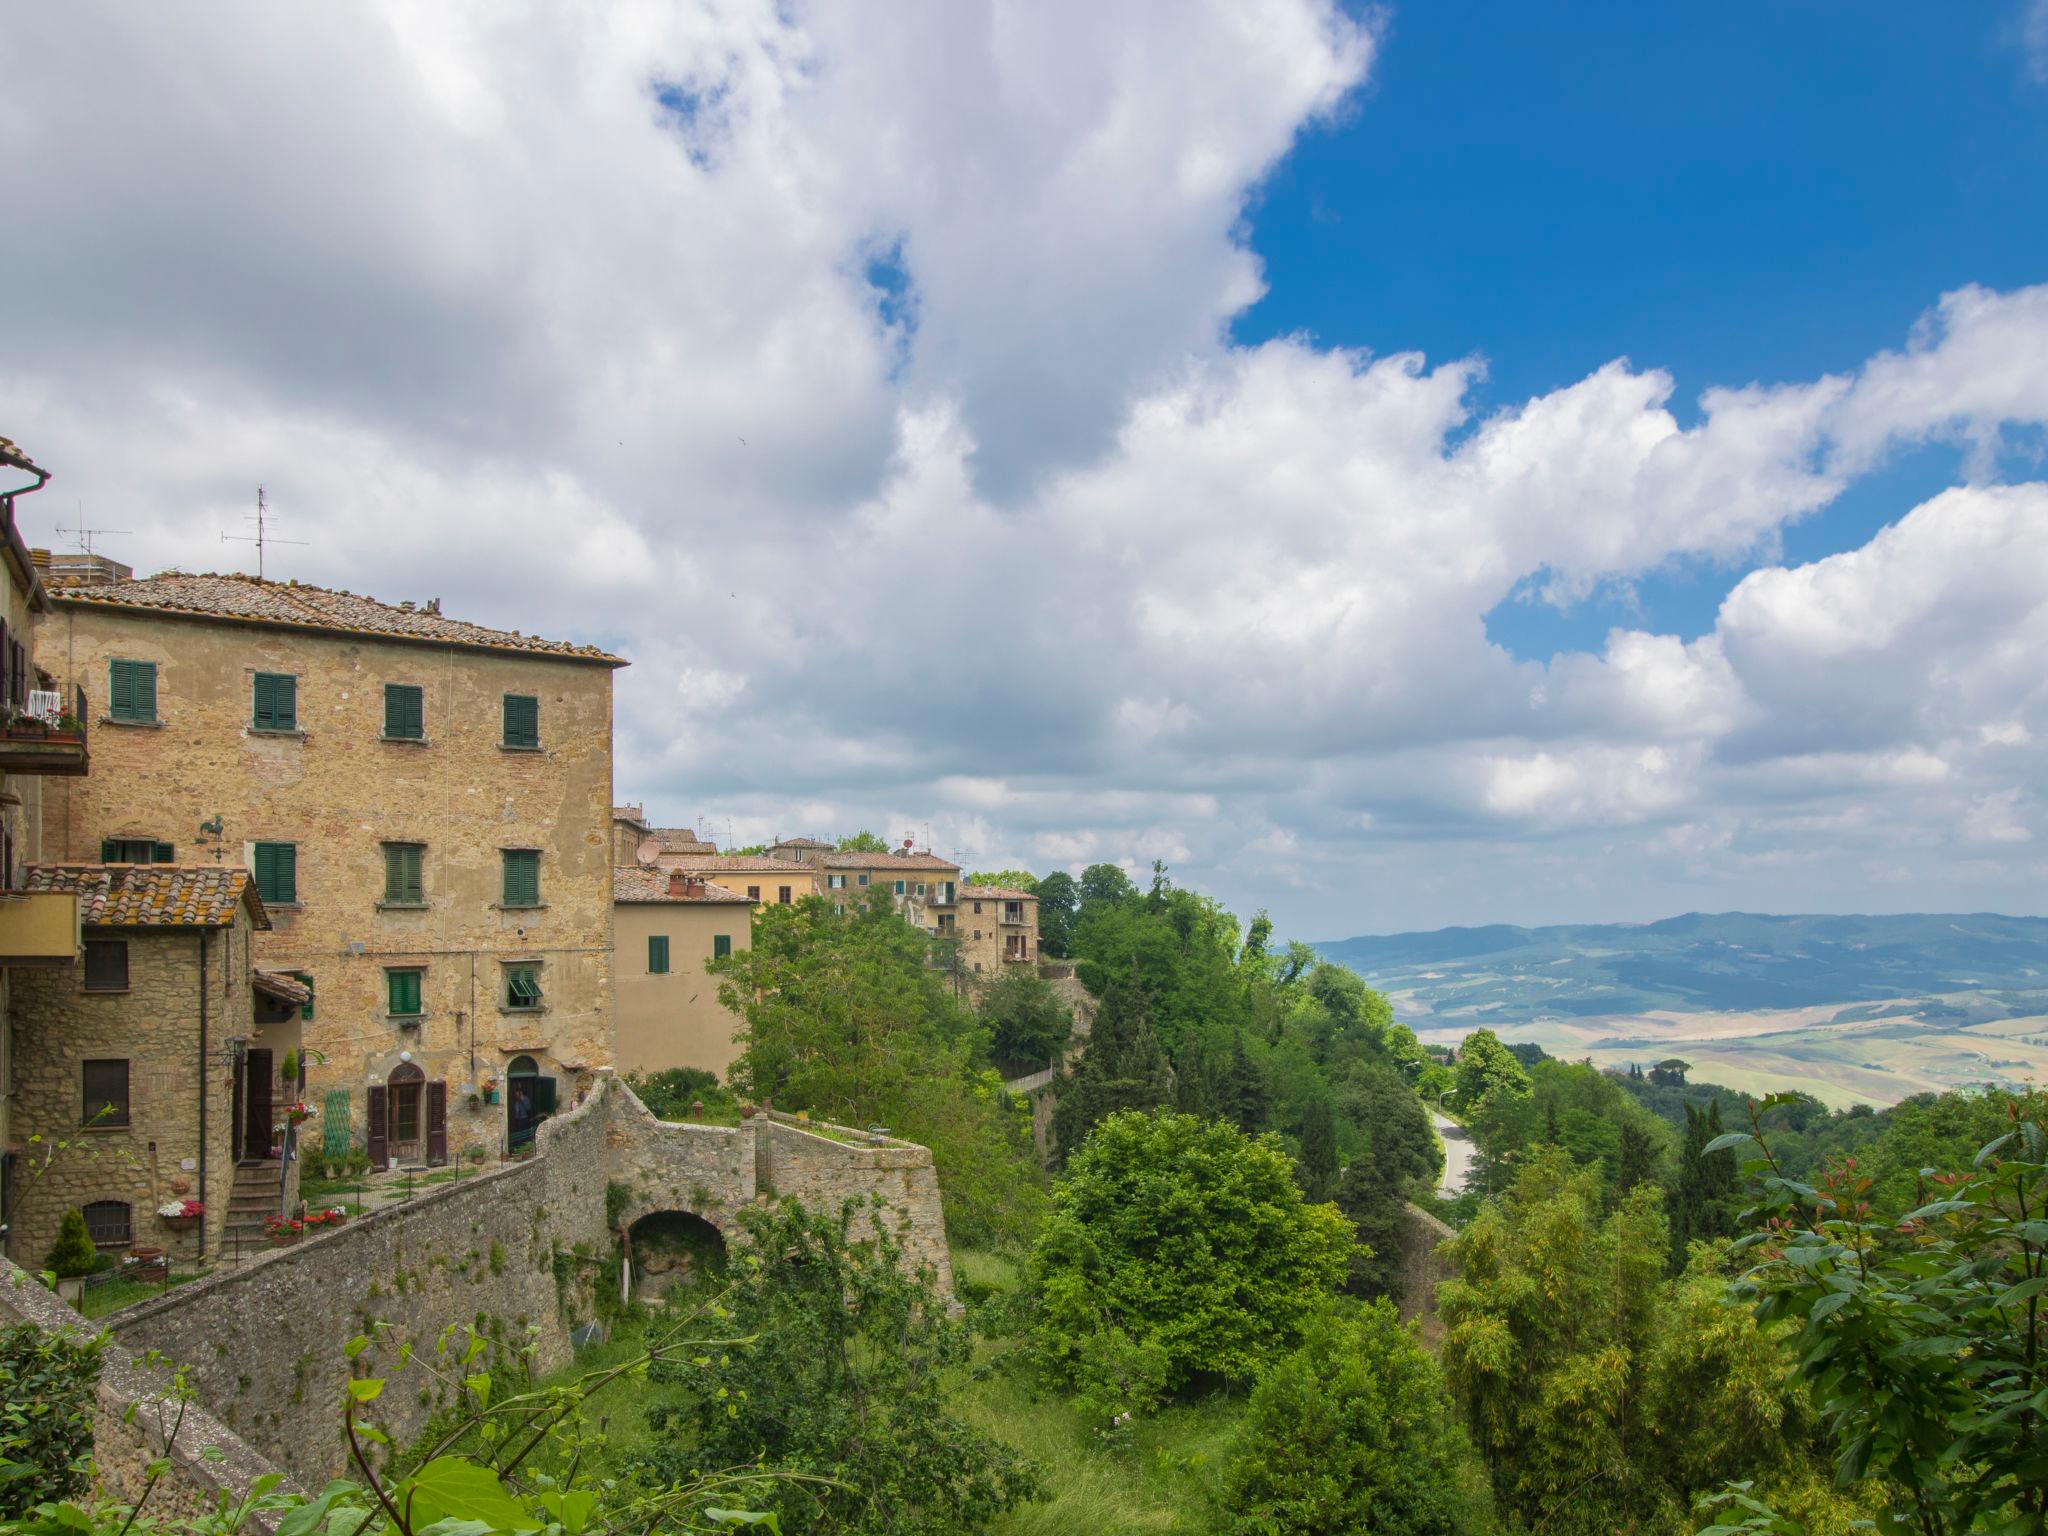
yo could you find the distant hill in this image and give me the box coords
[1314,912,2048,1022]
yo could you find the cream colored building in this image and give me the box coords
[957,884,1040,974]
[655,853,818,910]
[34,568,624,1166]
[4,864,303,1268]
[613,868,753,1080]
[811,848,961,928]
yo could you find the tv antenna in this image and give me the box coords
[57,505,132,559]
[221,486,306,579]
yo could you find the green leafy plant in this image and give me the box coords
[0,1322,102,1516]
[42,1210,105,1281]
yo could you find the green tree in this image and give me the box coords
[1047,976,1173,1164]
[1615,1116,1660,1195]
[648,1197,1038,1536]
[978,968,1073,1067]
[1077,862,1138,911]
[1034,869,1079,957]
[1222,1301,1490,1536]
[1332,1150,1407,1299]
[1450,1028,1530,1119]
[1033,1110,1353,1396]
[0,1323,101,1515]
[42,1209,102,1280]
[965,868,1037,892]
[836,830,891,852]
[1672,1099,1739,1261]
[718,891,1044,1246]
[1296,1091,1340,1202]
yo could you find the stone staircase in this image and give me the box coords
[224,1160,287,1254]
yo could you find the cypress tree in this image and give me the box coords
[1297,1092,1339,1202]
[1049,976,1172,1166]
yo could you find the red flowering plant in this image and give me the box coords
[1716,1090,2048,1534]
[264,1214,305,1239]
[155,1198,204,1220]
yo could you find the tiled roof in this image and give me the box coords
[24,864,268,929]
[0,437,43,476]
[963,885,1037,902]
[254,969,313,1005]
[49,571,626,666]
[822,850,961,872]
[770,837,832,850]
[648,828,717,853]
[613,869,754,904]
[658,854,812,875]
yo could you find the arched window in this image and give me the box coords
[509,1055,539,1079]
[389,1061,425,1085]
[83,1200,133,1247]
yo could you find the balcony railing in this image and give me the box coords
[0,684,89,777]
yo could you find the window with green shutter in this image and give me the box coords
[713,934,732,959]
[291,971,315,1020]
[383,683,425,740]
[252,672,297,731]
[501,849,541,907]
[383,842,425,904]
[108,659,158,724]
[504,963,543,1010]
[100,838,173,864]
[252,842,298,905]
[502,693,540,749]
[648,935,670,974]
[386,968,423,1017]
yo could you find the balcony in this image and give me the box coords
[0,686,90,778]
[0,889,81,965]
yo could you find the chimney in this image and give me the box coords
[668,869,687,898]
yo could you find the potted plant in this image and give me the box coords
[466,1091,483,1112]
[264,1214,304,1247]
[278,1049,299,1086]
[44,1209,105,1302]
[283,1099,314,1126]
[125,1246,168,1281]
[156,1197,203,1229]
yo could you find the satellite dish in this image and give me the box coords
[635,836,661,867]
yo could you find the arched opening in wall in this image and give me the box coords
[626,1211,726,1303]
[506,1054,557,1154]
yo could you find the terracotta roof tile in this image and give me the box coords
[612,869,754,904]
[254,969,313,1005]
[24,864,268,929]
[50,571,625,665]
[658,854,812,875]
[647,828,717,853]
[822,850,961,872]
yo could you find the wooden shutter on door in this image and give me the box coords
[426,1082,448,1166]
[247,1049,272,1159]
[367,1086,389,1168]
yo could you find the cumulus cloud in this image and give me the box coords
[2,2,2046,932]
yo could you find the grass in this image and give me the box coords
[77,1270,199,1320]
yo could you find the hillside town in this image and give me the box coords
[0,435,1039,1271]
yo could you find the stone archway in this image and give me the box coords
[625,1210,727,1303]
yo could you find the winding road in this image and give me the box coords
[1434,1111,1474,1198]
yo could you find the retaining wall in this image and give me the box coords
[1393,1201,1457,1347]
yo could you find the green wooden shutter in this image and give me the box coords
[502,849,540,906]
[385,844,423,903]
[253,673,296,730]
[151,842,175,863]
[100,839,118,863]
[713,934,732,959]
[388,970,421,1015]
[502,694,539,748]
[648,935,669,973]
[253,842,297,905]
[384,684,424,739]
[110,659,156,723]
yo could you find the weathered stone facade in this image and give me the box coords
[35,587,621,1162]
[955,884,1039,975]
[3,872,296,1268]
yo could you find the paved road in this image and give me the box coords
[1434,1111,1475,1198]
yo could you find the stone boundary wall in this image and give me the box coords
[109,1080,615,1485]
[756,1115,953,1296]
[0,1259,296,1526]
[1394,1201,1457,1347]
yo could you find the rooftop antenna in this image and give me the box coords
[220,486,306,580]
[57,503,133,559]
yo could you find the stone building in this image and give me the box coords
[611,868,754,1079]
[4,864,303,1267]
[0,439,82,1238]
[956,884,1040,974]
[33,569,624,1166]
[793,843,962,929]
[609,805,714,867]
[651,853,818,909]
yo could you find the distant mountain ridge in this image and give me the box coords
[1314,911,2048,1022]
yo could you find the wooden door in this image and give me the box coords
[244,1049,273,1160]
[367,1085,388,1168]
[426,1082,448,1166]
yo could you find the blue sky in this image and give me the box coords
[1242,2,2048,661]
[6,2,2047,934]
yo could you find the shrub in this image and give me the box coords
[0,1322,102,1515]
[43,1210,104,1280]
[1032,1109,1352,1396]
[1222,1301,1488,1536]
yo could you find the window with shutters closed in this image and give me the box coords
[383,683,425,740]
[82,1059,129,1126]
[252,841,298,905]
[648,935,669,974]
[502,693,540,749]
[501,849,541,907]
[383,842,425,905]
[108,659,158,723]
[83,940,128,992]
[251,671,298,731]
[386,968,423,1017]
[712,934,732,958]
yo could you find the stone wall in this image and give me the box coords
[1393,1201,1457,1347]
[35,604,618,1160]
[0,1258,296,1524]
[108,1076,614,1484]
[756,1115,954,1295]
[5,914,268,1267]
